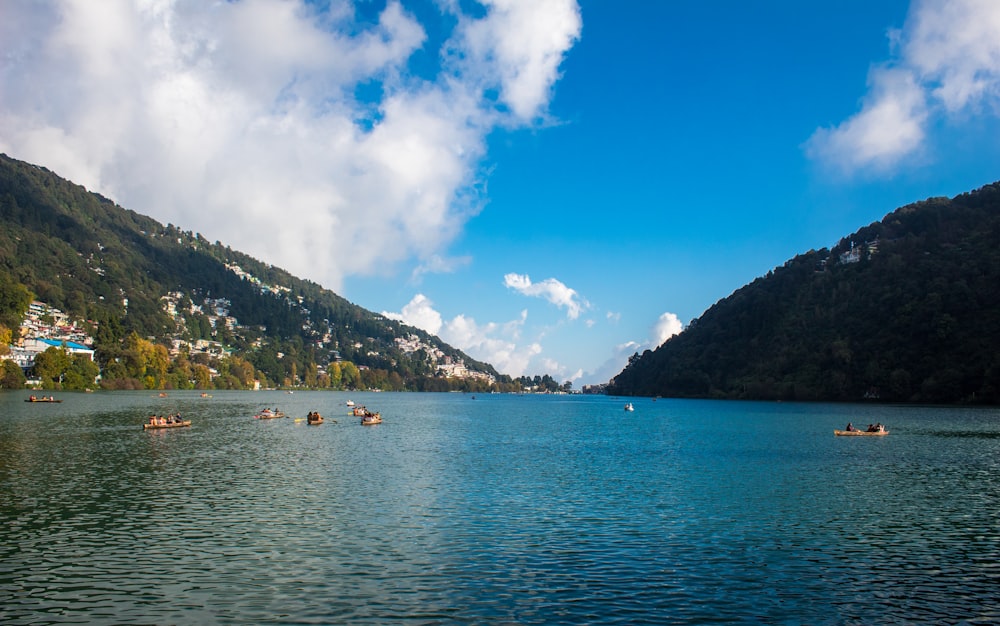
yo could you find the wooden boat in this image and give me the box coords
[255,410,286,419]
[25,397,62,403]
[143,420,192,430]
[361,413,382,425]
[834,429,889,436]
[307,412,324,425]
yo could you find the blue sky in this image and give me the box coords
[4,1,1000,386]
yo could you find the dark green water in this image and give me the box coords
[2,391,999,624]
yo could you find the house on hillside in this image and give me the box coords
[22,338,96,361]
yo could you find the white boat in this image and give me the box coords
[624,403,634,412]
[346,400,355,407]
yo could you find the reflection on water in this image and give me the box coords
[2,391,1000,624]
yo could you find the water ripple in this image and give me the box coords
[3,393,1000,623]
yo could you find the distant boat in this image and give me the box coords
[834,429,888,436]
[346,400,355,407]
[624,402,634,412]
[26,396,61,403]
[144,416,191,429]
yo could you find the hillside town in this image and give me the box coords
[3,267,496,389]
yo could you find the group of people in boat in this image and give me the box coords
[148,413,184,426]
[307,411,322,421]
[352,405,378,418]
[28,395,57,402]
[844,422,886,433]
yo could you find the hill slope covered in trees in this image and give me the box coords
[0,153,507,391]
[609,182,1000,404]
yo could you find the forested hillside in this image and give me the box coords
[0,153,504,391]
[609,182,1000,404]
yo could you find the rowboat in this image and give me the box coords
[361,413,382,425]
[255,410,286,419]
[25,398,62,403]
[143,420,192,430]
[834,429,889,436]
[307,411,324,425]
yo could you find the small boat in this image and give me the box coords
[361,412,382,425]
[256,410,286,419]
[307,411,324,425]
[25,396,61,403]
[346,400,355,407]
[143,420,192,430]
[624,402,634,412]
[834,429,889,436]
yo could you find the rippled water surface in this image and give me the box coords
[2,391,1000,624]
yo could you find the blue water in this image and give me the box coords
[1,391,999,624]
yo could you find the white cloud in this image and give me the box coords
[0,0,582,292]
[410,254,473,282]
[384,295,541,377]
[503,273,588,319]
[579,311,683,386]
[806,67,928,173]
[382,293,443,336]
[653,311,684,346]
[806,0,1000,175]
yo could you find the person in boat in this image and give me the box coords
[845,422,855,432]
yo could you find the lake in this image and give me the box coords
[2,391,999,624]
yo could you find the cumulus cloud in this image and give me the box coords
[0,0,582,292]
[385,294,542,376]
[582,311,683,385]
[382,293,443,336]
[452,0,582,121]
[806,0,1000,175]
[653,311,684,346]
[503,273,588,319]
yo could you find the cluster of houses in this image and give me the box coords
[394,333,496,384]
[3,301,96,374]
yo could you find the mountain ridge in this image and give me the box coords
[608,181,1000,404]
[0,153,515,391]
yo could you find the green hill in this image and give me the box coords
[608,182,1000,404]
[0,153,503,391]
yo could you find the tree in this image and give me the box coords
[341,362,361,390]
[32,346,71,388]
[0,359,26,389]
[0,273,32,331]
[63,355,100,390]
[0,326,11,356]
